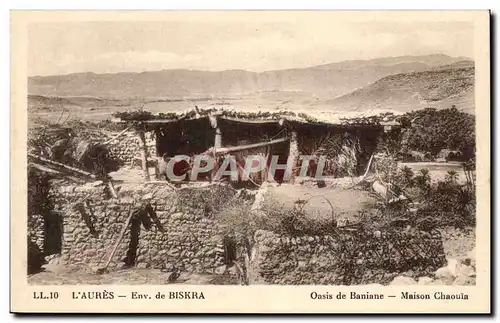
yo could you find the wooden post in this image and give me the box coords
[212,117,221,181]
[214,127,222,149]
[262,146,270,182]
[288,131,299,183]
[138,130,151,182]
[155,129,165,180]
[154,129,162,158]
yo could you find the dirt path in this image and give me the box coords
[28,266,237,285]
[265,184,376,221]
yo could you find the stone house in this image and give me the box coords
[112,108,401,183]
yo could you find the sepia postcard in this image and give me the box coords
[10,10,490,314]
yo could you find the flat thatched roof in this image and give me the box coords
[111,107,401,130]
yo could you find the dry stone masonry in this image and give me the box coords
[31,179,459,286]
[106,132,156,166]
[80,130,156,166]
[48,183,247,273]
[248,228,447,285]
[28,213,45,251]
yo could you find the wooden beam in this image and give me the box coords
[101,125,133,146]
[27,153,96,179]
[29,162,64,175]
[218,116,282,125]
[107,181,118,199]
[214,137,289,155]
[99,205,134,273]
[213,123,222,181]
[137,131,151,182]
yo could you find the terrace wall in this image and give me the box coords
[248,229,447,285]
[34,181,447,285]
[48,183,248,272]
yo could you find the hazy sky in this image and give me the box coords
[27,13,474,76]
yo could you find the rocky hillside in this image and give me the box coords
[322,66,474,114]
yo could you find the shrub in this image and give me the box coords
[369,160,476,230]
[397,107,475,160]
[419,172,476,229]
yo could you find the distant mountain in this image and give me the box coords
[431,60,474,71]
[28,54,470,100]
[320,66,474,114]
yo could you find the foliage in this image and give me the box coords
[111,109,155,121]
[255,199,339,237]
[214,194,340,239]
[397,107,475,159]
[28,120,123,178]
[298,131,362,177]
[418,171,476,229]
[368,158,476,230]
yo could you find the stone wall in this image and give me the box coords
[28,213,45,251]
[106,132,156,166]
[48,183,250,272]
[248,228,447,285]
[80,130,156,166]
[33,178,449,285]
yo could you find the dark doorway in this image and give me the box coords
[43,211,63,255]
[223,236,237,266]
[155,118,214,157]
[124,218,141,267]
[268,141,290,183]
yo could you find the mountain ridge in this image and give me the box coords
[29,54,471,100]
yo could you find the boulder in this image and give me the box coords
[214,265,227,275]
[417,276,434,285]
[432,279,448,285]
[435,267,455,285]
[456,264,475,277]
[390,276,417,286]
[446,258,459,277]
[436,266,454,279]
[115,262,128,270]
[83,249,97,257]
[136,262,149,269]
[466,248,476,267]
